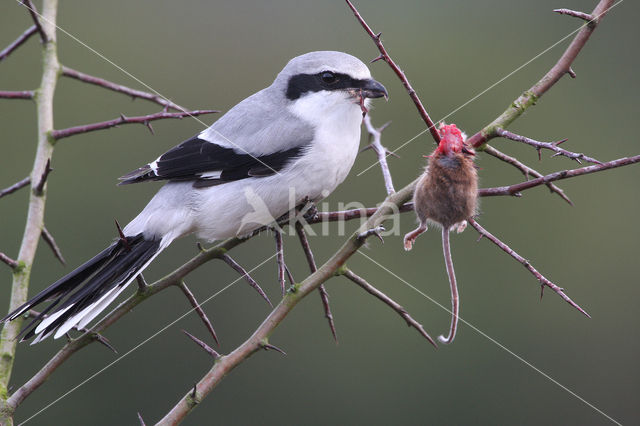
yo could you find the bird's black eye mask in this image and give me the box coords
[286,71,367,100]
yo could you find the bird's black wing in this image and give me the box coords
[118,135,309,187]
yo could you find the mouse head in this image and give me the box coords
[435,123,474,156]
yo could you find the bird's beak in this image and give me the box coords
[359,78,388,100]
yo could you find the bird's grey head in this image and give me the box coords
[272,51,387,104]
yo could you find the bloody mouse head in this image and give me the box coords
[435,123,474,156]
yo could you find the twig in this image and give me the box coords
[0,253,19,269]
[481,154,640,197]
[341,268,436,347]
[137,412,146,426]
[467,0,615,148]
[51,110,218,140]
[0,177,30,199]
[295,223,338,342]
[219,254,272,307]
[178,281,219,346]
[554,8,595,23]
[181,330,220,359]
[61,66,184,110]
[484,145,573,205]
[345,0,441,145]
[362,115,395,194]
[468,219,589,317]
[0,26,37,61]
[21,0,47,43]
[273,230,286,296]
[0,91,34,99]
[41,226,65,265]
[495,128,601,165]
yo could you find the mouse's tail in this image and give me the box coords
[438,227,459,345]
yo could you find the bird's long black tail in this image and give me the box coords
[2,234,162,344]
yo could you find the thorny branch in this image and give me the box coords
[51,110,218,140]
[362,115,395,194]
[61,66,184,111]
[345,0,441,145]
[480,154,640,198]
[341,268,436,346]
[0,0,60,410]
[466,0,616,148]
[468,219,589,317]
[484,145,573,205]
[295,222,338,342]
[495,128,602,165]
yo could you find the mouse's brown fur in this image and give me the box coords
[414,150,477,230]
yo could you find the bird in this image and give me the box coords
[3,51,388,344]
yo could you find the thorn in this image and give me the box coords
[136,274,148,292]
[93,332,118,354]
[114,219,131,251]
[386,149,400,159]
[357,226,385,243]
[554,138,569,146]
[119,113,127,121]
[540,284,545,300]
[220,254,272,307]
[537,148,542,161]
[137,412,146,426]
[370,54,385,63]
[378,121,392,132]
[284,265,295,285]
[513,192,523,198]
[191,383,197,399]
[375,31,382,39]
[359,144,374,154]
[196,242,205,252]
[476,234,484,242]
[182,330,220,359]
[0,252,19,269]
[34,158,52,195]
[567,67,577,78]
[179,281,220,345]
[261,342,287,356]
[144,121,154,135]
[41,226,66,265]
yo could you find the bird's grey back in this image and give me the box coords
[199,82,313,156]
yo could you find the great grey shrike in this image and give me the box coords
[3,51,388,343]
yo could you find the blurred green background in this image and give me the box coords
[1,0,639,425]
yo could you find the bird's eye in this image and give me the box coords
[320,71,338,84]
